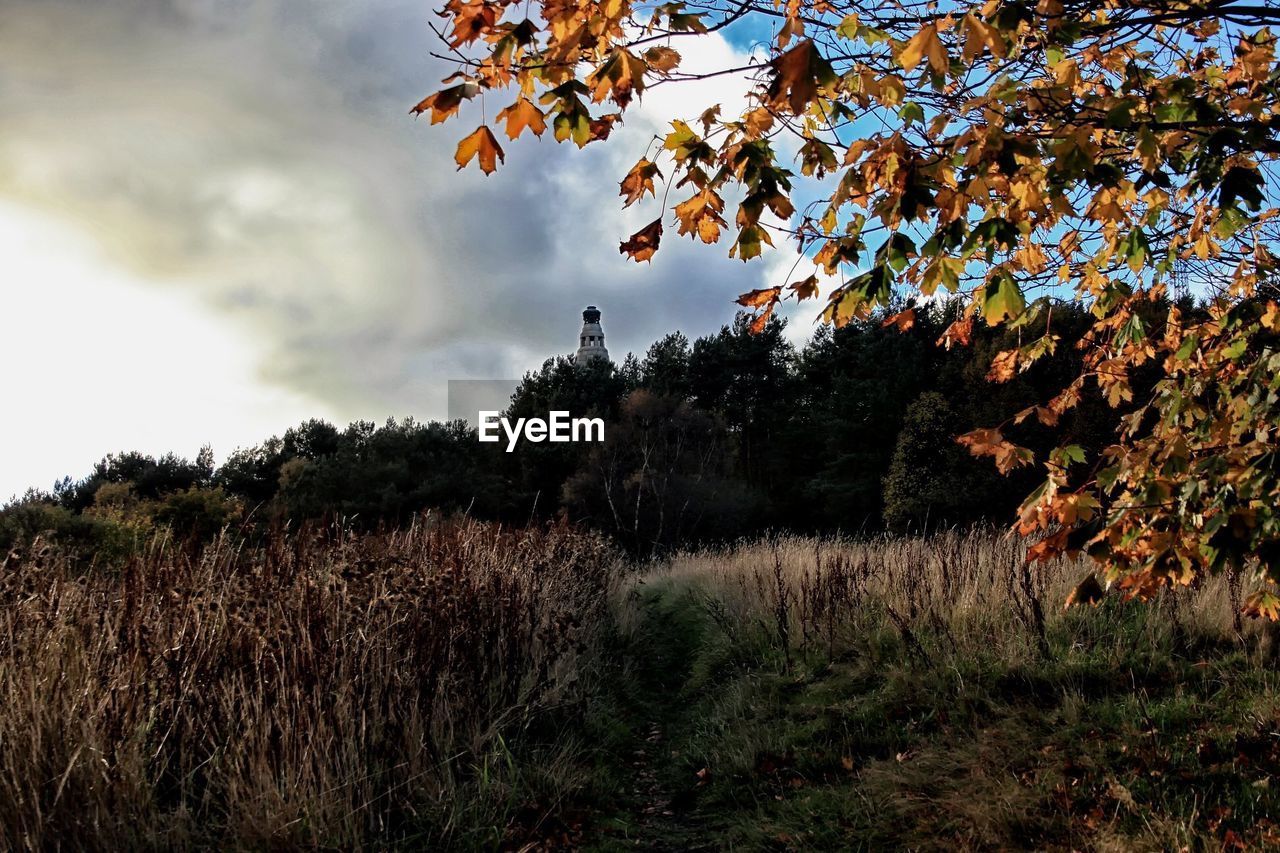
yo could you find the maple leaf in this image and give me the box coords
[730,224,774,260]
[937,315,973,349]
[642,46,681,74]
[620,218,663,262]
[881,307,916,332]
[620,159,662,207]
[898,23,948,75]
[495,98,547,139]
[766,40,835,115]
[958,428,1033,474]
[789,274,819,301]
[587,49,648,107]
[1244,589,1280,621]
[447,0,499,47]
[411,82,479,124]
[454,125,505,174]
[588,113,621,143]
[736,287,782,309]
[987,349,1019,383]
[742,107,775,139]
[981,273,1026,324]
[749,302,776,334]
[674,189,727,243]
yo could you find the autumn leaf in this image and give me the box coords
[587,49,648,107]
[749,302,776,334]
[980,273,1026,324]
[642,46,681,73]
[898,23,948,75]
[620,159,662,207]
[455,125,505,174]
[766,40,836,115]
[1244,589,1280,621]
[937,315,973,349]
[881,307,916,332]
[742,107,775,139]
[674,189,727,243]
[620,218,663,262]
[957,428,1033,474]
[411,82,479,124]
[987,349,1019,383]
[736,287,782,309]
[495,98,547,139]
[730,224,774,260]
[588,113,622,142]
[789,274,819,301]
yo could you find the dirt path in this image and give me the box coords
[583,586,720,851]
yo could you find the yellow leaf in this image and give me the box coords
[899,24,948,75]
[454,125,505,174]
[619,158,662,207]
[495,98,547,139]
[642,46,681,73]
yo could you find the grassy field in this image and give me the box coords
[1,524,1278,849]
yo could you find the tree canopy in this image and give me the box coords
[420,0,1280,613]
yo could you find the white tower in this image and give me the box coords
[575,305,610,365]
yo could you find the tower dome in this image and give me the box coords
[575,305,610,364]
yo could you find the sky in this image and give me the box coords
[0,0,830,500]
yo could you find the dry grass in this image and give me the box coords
[606,529,1280,850]
[651,528,1256,665]
[0,518,620,850]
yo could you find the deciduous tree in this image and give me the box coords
[422,0,1280,612]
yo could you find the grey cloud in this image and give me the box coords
[0,0,773,425]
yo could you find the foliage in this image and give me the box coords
[421,0,1280,608]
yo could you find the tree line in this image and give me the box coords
[1,297,1175,559]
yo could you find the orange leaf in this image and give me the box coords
[987,349,1019,383]
[737,287,782,309]
[749,301,777,334]
[881,308,916,332]
[1027,529,1069,563]
[411,82,479,124]
[620,218,663,263]
[674,189,728,243]
[588,113,622,142]
[937,315,973,349]
[495,98,546,139]
[742,107,775,139]
[1244,590,1280,621]
[454,125,505,174]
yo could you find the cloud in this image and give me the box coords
[0,0,798,452]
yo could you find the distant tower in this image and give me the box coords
[575,305,610,365]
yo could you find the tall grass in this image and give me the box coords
[0,518,620,850]
[616,530,1280,850]
[651,528,1255,667]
